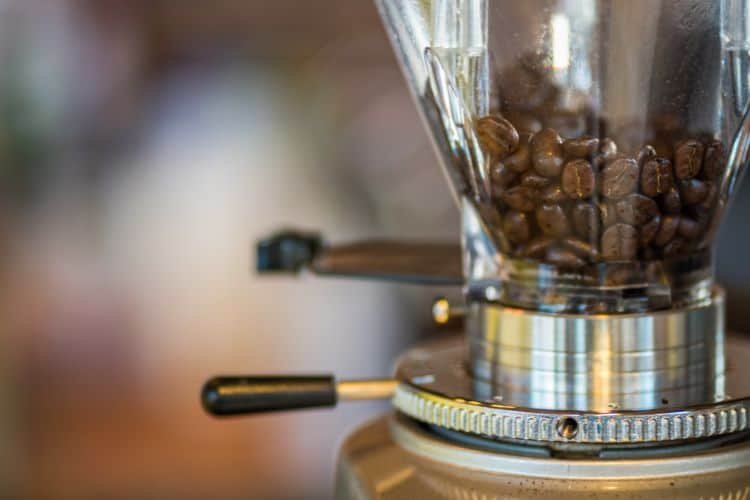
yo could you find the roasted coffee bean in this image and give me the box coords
[518,236,555,258]
[601,158,639,199]
[503,211,532,244]
[520,171,553,189]
[477,115,520,159]
[637,145,657,166]
[598,201,619,227]
[561,237,599,260]
[500,186,536,211]
[561,159,596,199]
[599,137,618,160]
[541,184,567,204]
[640,215,661,246]
[677,217,701,239]
[536,203,571,237]
[504,134,532,172]
[679,178,709,205]
[572,202,599,240]
[593,142,622,171]
[695,181,717,213]
[545,246,586,268]
[654,215,680,247]
[563,135,599,158]
[601,223,638,261]
[640,157,674,197]
[674,139,704,180]
[615,193,660,226]
[702,140,726,180]
[530,128,565,177]
[663,237,690,257]
[490,162,518,195]
[660,186,682,215]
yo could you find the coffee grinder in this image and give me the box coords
[202,1,750,497]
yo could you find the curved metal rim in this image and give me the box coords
[392,382,750,445]
[388,413,750,479]
[479,288,723,322]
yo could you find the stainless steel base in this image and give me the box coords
[335,413,750,499]
[393,333,750,446]
[467,290,727,412]
[392,291,750,446]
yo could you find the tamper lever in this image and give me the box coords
[201,375,397,416]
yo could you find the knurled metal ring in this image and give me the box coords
[392,334,750,445]
[393,383,750,445]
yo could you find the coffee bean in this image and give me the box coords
[541,184,567,204]
[561,237,599,260]
[561,159,596,199]
[545,246,586,268]
[663,237,690,257]
[702,139,726,180]
[615,193,660,226]
[563,135,599,158]
[637,145,657,166]
[599,137,618,160]
[477,115,520,159]
[674,139,704,180]
[660,186,682,215]
[518,236,555,258]
[571,202,600,240]
[653,215,680,246]
[677,217,701,239]
[490,162,518,195]
[503,210,532,244]
[530,128,564,177]
[500,186,536,211]
[504,134,532,172]
[679,179,709,205]
[640,157,673,197]
[601,223,638,260]
[520,171,553,189]
[601,158,639,199]
[641,215,661,246]
[536,203,571,237]
[593,141,622,171]
[598,201,619,227]
[695,181,717,213]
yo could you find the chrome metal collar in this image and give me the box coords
[467,292,725,412]
[393,291,750,446]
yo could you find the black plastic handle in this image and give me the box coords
[201,375,337,416]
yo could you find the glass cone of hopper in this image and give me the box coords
[376,0,750,313]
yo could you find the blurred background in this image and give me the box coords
[0,1,749,499]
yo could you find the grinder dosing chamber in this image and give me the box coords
[377,0,750,433]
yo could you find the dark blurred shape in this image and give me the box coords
[202,375,337,416]
[256,230,323,272]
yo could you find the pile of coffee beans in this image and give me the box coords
[477,114,726,268]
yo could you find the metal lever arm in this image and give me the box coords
[201,375,397,416]
[256,230,462,285]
